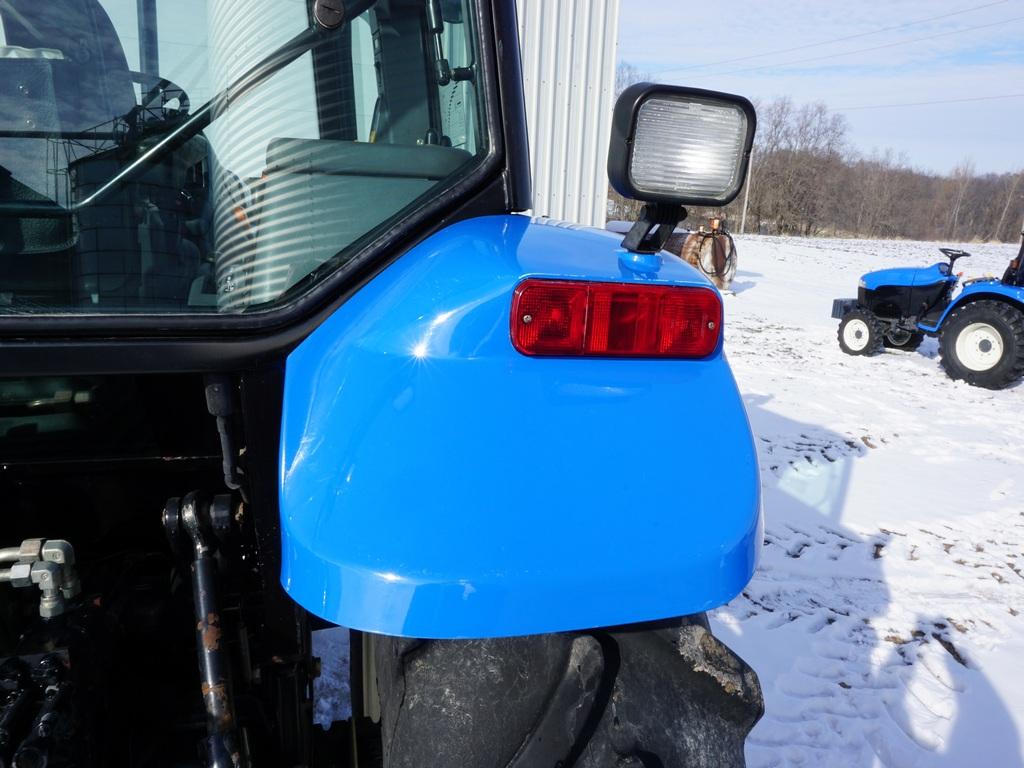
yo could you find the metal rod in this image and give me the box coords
[137,0,160,76]
[180,493,248,768]
[0,549,20,565]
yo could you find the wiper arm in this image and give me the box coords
[1,0,377,219]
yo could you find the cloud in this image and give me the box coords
[618,0,1024,173]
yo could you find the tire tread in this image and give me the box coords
[372,619,763,768]
[838,308,884,356]
[939,300,1024,389]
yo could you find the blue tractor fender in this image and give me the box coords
[278,214,762,639]
[918,280,1024,333]
[861,263,946,290]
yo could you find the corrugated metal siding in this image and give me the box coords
[516,0,621,227]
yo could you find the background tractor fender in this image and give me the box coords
[279,215,762,639]
[862,265,937,290]
[919,282,1024,332]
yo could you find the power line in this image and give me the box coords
[695,13,1024,78]
[652,0,1010,75]
[834,92,1024,111]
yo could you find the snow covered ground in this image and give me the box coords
[713,235,1024,768]
[313,234,1024,766]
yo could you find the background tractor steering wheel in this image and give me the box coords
[939,247,970,271]
[130,71,192,120]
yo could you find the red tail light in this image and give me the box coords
[511,279,721,358]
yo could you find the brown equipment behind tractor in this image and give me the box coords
[670,217,738,291]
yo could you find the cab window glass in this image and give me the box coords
[0,0,486,315]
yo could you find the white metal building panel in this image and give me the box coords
[516,0,621,227]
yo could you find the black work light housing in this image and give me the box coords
[608,84,757,253]
[609,83,756,207]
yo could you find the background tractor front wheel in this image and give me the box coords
[372,616,763,768]
[940,300,1024,389]
[838,309,884,356]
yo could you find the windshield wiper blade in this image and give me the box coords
[0,0,377,219]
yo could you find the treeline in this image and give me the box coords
[607,90,1024,243]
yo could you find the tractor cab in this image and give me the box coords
[1001,231,1024,287]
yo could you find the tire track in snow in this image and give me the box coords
[714,237,1024,767]
[722,515,1023,767]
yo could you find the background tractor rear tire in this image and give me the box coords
[883,329,924,351]
[373,616,763,768]
[838,309,884,356]
[940,300,1024,389]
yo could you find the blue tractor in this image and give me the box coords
[0,1,763,766]
[833,233,1024,389]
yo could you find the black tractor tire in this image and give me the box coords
[883,329,925,351]
[838,308,884,356]
[373,616,763,768]
[939,300,1024,389]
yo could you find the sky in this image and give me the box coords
[617,0,1024,176]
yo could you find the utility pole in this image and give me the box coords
[739,149,753,235]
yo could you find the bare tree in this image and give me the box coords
[993,170,1024,241]
[947,159,976,240]
[602,91,1022,243]
[607,63,654,223]
[615,62,650,97]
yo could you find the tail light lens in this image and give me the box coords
[511,279,721,358]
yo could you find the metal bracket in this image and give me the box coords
[621,203,686,255]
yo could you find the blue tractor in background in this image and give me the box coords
[833,232,1024,389]
[0,0,763,766]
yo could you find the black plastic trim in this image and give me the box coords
[491,0,532,212]
[830,298,857,320]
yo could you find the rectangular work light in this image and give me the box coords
[608,84,756,208]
